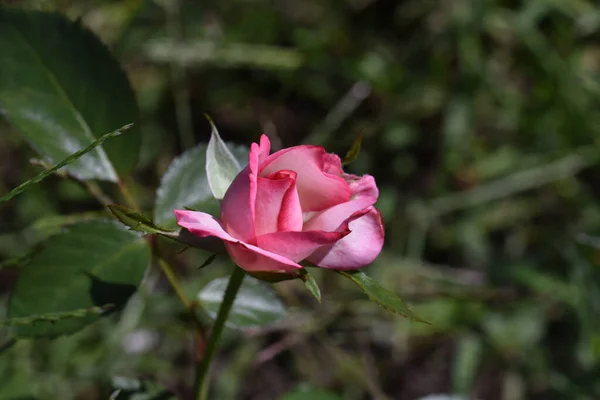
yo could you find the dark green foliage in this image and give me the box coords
[6,221,149,337]
[0,8,140,181]
[2,0,600,399]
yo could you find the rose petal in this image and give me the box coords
[175,210,301,272]
[307,207,384,269]
[303,174,379,232]
[322,153,344,176]
[224,241,302,272]
[175,209,237,241]
[255,170,302,236]
[258,134,271,163]
[220,142,261,242]
[256,229,349,262]
[260,145,351,212]
[277,175,303,232]
[344,173,379,200]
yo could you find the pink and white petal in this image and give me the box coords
[224,241,302,272]
[174,210,237,242]
[276,173,303,232]
[220,142,260,242]
[255,170,302,235]
[258,134,271,163]
[303,174,379,232]
[260,145,351,212]
[345,173,379,200]
[174,210,301,272]
[256,229,350,262]
[322,153,344,176]
[302,198,373,232]
[307,207,384,270]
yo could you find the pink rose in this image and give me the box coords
[174,135,384,273]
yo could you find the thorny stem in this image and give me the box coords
[117,178,140,210]
[0,125,131,205]
[115,178,208,358]
[29,159,114,206]
[80,180,113,205]
[156,256,207,351]
[195,266,245,400]
[157,258,195,315]
[66,175,114,206]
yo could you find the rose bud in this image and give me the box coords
[175,135,384,273]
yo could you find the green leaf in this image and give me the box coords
[0,8,140,181]
[1,305,114,327]
[205,116,242,200]
[299,271,321,302]
[0,342,34,399]
[7,220,150,338]
[108,204,175,234]
[197,275,286,329]
[153,144,215,228]
[0,125,133,205]
[228,143,250,168]
[337,270,428,323]
[342,131,363,166]
[153,139,247,228]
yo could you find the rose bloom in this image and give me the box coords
[175,135,384,273]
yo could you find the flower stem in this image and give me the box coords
[195,266,245,400]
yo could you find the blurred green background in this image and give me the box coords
[2,0,600,399]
